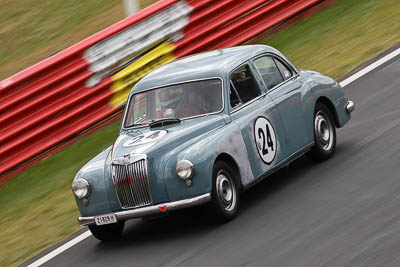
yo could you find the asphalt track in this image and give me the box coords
[24,50,400,266]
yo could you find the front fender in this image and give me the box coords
[163,122,254,201]
[73,146,116,217]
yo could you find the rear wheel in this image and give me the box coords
[211,161,240,222]
[88,221,125,241]
[307,103,336,161]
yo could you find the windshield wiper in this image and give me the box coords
[131,114,148,127]
[149,118,181,128]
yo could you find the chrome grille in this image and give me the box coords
[112,158,152,209]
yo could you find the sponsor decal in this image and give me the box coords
[84,1,192,88]
[109,41,176,108]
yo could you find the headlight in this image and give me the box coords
[176,160,194,180]
[72,178,90,199]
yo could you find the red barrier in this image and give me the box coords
[176,0,323,57]
[0,0,179,180]
[0,0,331,182]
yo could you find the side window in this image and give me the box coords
[229,84,241,109]
[229,65,261,108]
[254,56,283,90]
[275,58,293,80]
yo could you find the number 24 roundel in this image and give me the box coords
[254,117,277,164]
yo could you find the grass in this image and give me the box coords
[0,0,157,80]
[0,120,121,267]
[1,0,400,266]
[260,0,400,79]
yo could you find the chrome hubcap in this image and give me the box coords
[315,111,333,150]
[216,172,236,211]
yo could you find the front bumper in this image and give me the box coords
[78,193,211,226]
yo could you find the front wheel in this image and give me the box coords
[211,161,240,222]
[88,221,125,241]
[307,103,336,161]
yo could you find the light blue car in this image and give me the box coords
[72,45,354,241]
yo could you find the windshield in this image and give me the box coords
[124,78,223,128]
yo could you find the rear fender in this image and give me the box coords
[300,71,351,128]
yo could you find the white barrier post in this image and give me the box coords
[123,0,139,17]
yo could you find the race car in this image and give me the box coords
[72,45,354,241]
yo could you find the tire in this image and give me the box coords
[88,221,125,241]
[307,103,336,161]
[211,161,240,222]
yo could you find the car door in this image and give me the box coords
[252,55,311,155]
[229,63,290,182]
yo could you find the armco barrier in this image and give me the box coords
[0,0,329,182]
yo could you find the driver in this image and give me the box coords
[156,86,186,118]
[156,85,201,119]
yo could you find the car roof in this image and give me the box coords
[130,45,282,94]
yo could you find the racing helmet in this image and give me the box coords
[158,86,184,109]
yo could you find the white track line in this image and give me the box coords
[26,46,400,267]
[26,231,91,267]
[339,47,400,87]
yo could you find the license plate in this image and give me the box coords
[95,214,117,226]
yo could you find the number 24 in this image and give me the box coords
[258,124,274,155]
